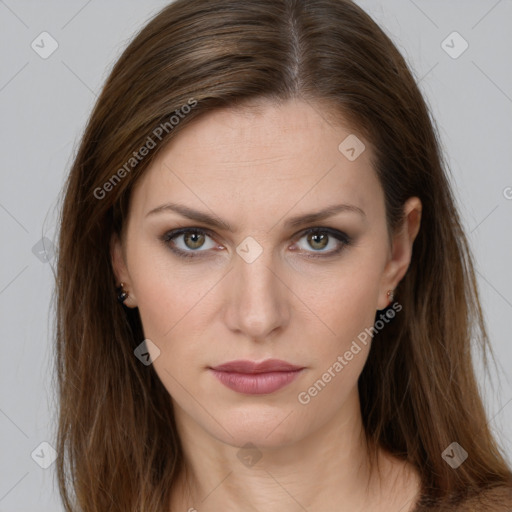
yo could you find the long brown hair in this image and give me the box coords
[54,0,512,510]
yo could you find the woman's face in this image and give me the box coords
[113,98,419,449]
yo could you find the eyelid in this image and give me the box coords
[292,227,351,259]
[161,227,220,258]
[161,226,351,259]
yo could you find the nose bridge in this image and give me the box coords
[227,238,288,339]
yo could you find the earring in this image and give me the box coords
[386,289,394,304]
[117,282,129,303]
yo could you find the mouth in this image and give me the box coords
[208,359,305,395]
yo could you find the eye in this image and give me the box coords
[161,226,351,260]
[161,228,219,259]
[292,227,351,258]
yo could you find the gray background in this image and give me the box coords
[0,1,511,510]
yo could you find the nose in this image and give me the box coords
[223,247,290,342]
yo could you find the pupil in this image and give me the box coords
[186,232,204,249]
[309,232,327,250]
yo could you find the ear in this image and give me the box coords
[110,232,138,308]
[377,196,422,309]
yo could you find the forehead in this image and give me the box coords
[129,99,383,228]
[155,98,359,169]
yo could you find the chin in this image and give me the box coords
[206,402,309,450]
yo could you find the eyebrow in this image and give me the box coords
[145,201,366,231]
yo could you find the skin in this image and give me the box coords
[112,98,423,511]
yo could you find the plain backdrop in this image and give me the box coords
[0,1,511,510]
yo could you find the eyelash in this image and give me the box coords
[160,227,352,260]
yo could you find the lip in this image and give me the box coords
[209,359,304,395]
[211,359,303,373]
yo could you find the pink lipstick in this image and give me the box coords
[209,359,304,395]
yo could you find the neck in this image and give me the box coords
[169,388,420,511]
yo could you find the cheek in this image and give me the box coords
[335,269,382,339]
[291,270,381,420]
[133,267,211,398]
[291,254,385,412]
[128,240,212,341]
[128,249,233,398]
[302,258,384,352]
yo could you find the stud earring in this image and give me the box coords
[117,282,129,303]
[386,289,394,304]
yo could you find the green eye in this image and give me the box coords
[294,227,351,258]
[161,226,351,260]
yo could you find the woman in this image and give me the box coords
[55,0,512,510]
